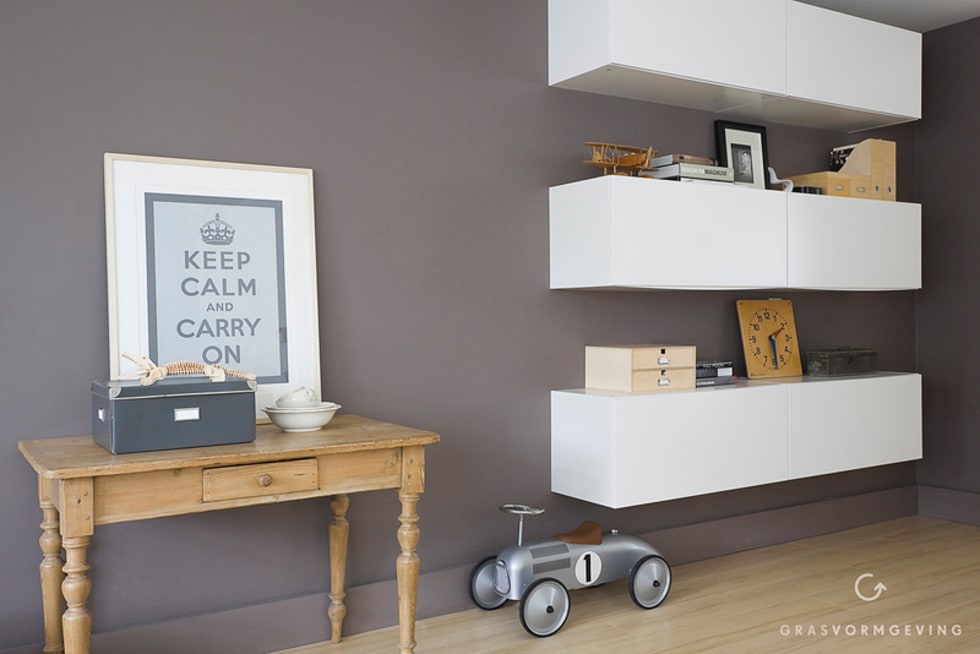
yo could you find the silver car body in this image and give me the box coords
[492,531,664,601]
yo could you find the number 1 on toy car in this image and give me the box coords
[575,551,602,586]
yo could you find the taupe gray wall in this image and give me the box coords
[915,20,980,496]
[2,1,958,651]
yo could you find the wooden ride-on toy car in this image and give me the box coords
[469,504,671,637]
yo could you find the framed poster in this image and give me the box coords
[104,153,320,418]
[714,120,769,190]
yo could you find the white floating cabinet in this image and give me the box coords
[550,176,787,290]
[549,0,786,113]
[787,373,922,479]
[786,2,921,124]
[550,176,922,291]
[787,194,921,290]
[548,0,921,132]
[551,382,789,508]
[551,373,922,509]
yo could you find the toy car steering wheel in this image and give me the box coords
[499,503,544,546]
[499,503,545,516]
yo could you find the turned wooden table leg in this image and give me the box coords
[328,494,350,643]
[39,495,65,654]
[397,445,425,654]
[396,491,421,654]
[61,536,91,654]
[58,477,94,654]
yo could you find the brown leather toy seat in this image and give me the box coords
[555,520,602,545]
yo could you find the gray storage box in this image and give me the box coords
[806,348,877,377]
[92,377,256,454]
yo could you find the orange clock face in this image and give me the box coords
[736,299,803,378]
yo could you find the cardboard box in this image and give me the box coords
[92,377,256,454]
[585,345,696,392]
[836,138,896,201]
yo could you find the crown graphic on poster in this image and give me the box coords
[200,212,235,245]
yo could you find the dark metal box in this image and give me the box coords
[91,377,256,454]
[806,348,878,377]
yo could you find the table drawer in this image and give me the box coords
[203,458,318,502]
[318,449,402,493]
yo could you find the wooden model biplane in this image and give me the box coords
[583,142,656,176]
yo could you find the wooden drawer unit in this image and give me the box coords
[203,458,318,502]
[626,367,695,392]
[586,344,696,392]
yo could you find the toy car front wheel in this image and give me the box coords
[629,554,671,609]
[519,578,570,637]
[469,556,507,610]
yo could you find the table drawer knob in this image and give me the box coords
[258,474,273,487]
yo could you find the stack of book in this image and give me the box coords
[696,360,735,387]
[647,153,734,184]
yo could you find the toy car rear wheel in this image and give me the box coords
[469,556,507,610]
[519,578,570,637]
[629,554,671,609]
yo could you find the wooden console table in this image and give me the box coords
[18,414,439,654]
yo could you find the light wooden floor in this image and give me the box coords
[277,516,980,653]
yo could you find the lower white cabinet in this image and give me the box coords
[552,382,788,508]
[787,373,922,478]
[551,373,921,509]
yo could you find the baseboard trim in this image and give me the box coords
[7,485,915,654]
[642,485,917,566]
[917,484,980,526]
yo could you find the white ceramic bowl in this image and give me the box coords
[263,402,341,432]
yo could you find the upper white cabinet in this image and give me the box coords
[786,2,921,123]
[550,175,922,291]
[548,0,922,132]
[549,0,786,113]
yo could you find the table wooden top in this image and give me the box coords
[18,414,439,480]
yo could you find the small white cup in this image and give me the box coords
[276,387,319,408]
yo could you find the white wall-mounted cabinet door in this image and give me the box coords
[787,194,921,290]
[608,0,787,96]
[786,1,921,121]
[552,385,789,508]
[550,176,787,289]
[787,373,922,479]
[549,0,786,112]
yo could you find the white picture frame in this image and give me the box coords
[104,153,320,419]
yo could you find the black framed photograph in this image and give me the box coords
[714,120,769,190]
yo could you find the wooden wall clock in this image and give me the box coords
[736,299,803,378]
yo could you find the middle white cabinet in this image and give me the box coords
[550,175,921,291]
